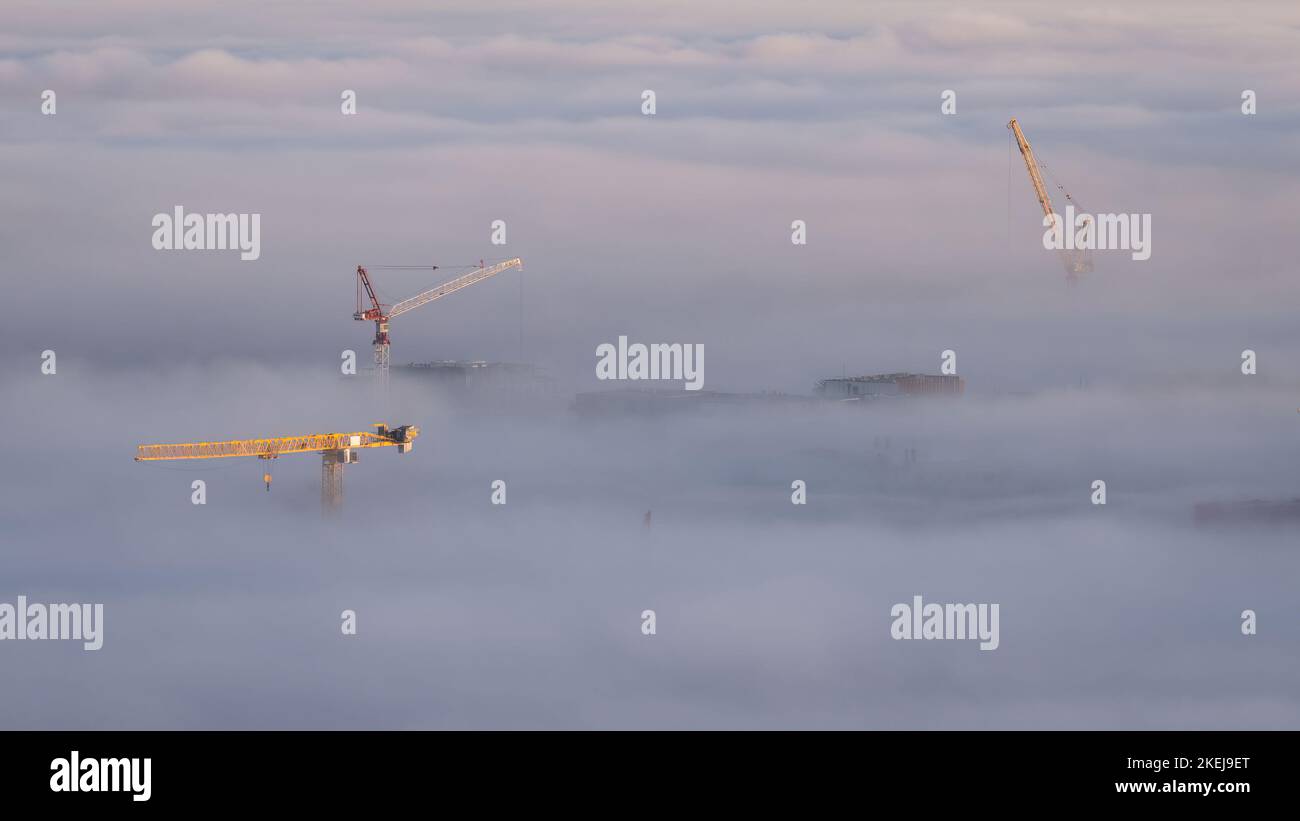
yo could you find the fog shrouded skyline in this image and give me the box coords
[1,1,1298,728]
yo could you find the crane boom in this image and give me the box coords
[135,426,418,461]
[1007,118,1092,282]
[389,258,522,319]
[1007,118,1055,221]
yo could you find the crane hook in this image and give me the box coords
[259,453,275,491]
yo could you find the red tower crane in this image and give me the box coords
[354,257,523,378]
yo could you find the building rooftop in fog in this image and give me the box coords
[403,359,533,371]
[816,372,964,400]
[573,388,821,417]
[397,360,557,398]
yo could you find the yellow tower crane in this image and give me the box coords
[135,423,420,513]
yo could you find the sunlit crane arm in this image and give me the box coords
[388,258,523,319]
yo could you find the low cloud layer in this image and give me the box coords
[2,364,1298,728]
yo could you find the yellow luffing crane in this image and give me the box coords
[1008,118,1093,284]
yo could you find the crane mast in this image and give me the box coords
[1007,118,1092,283]
[354,257,523,379]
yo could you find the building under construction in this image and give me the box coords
[815,373,965,401]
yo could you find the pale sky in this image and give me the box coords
[2,0,1298,391]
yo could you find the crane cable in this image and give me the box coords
[1036,147,1095,274]
[1035,148,1087,214]
[138,445,277,491]
[1007,126,1014,249]
[136,459,247,474]
[365,264,485,306]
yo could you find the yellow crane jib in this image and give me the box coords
[134,425,419,461]
[134,424,419,512]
